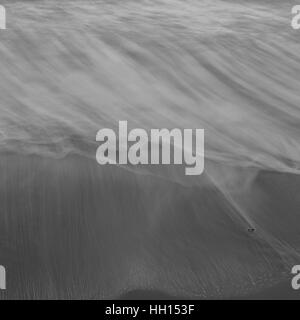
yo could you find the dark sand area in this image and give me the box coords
[119,281,300,300]
[0,152,299,299]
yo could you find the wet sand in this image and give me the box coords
[119,281,300,300]
[0,152,299,299]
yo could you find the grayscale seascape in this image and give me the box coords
[0,0,299,299]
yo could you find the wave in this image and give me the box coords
[0,0,299,299]
[1,0,299,172]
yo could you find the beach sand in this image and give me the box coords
[0,152,299,299]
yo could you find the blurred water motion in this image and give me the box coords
[0,0,299,299]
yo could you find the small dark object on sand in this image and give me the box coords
[247,228,255,233]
